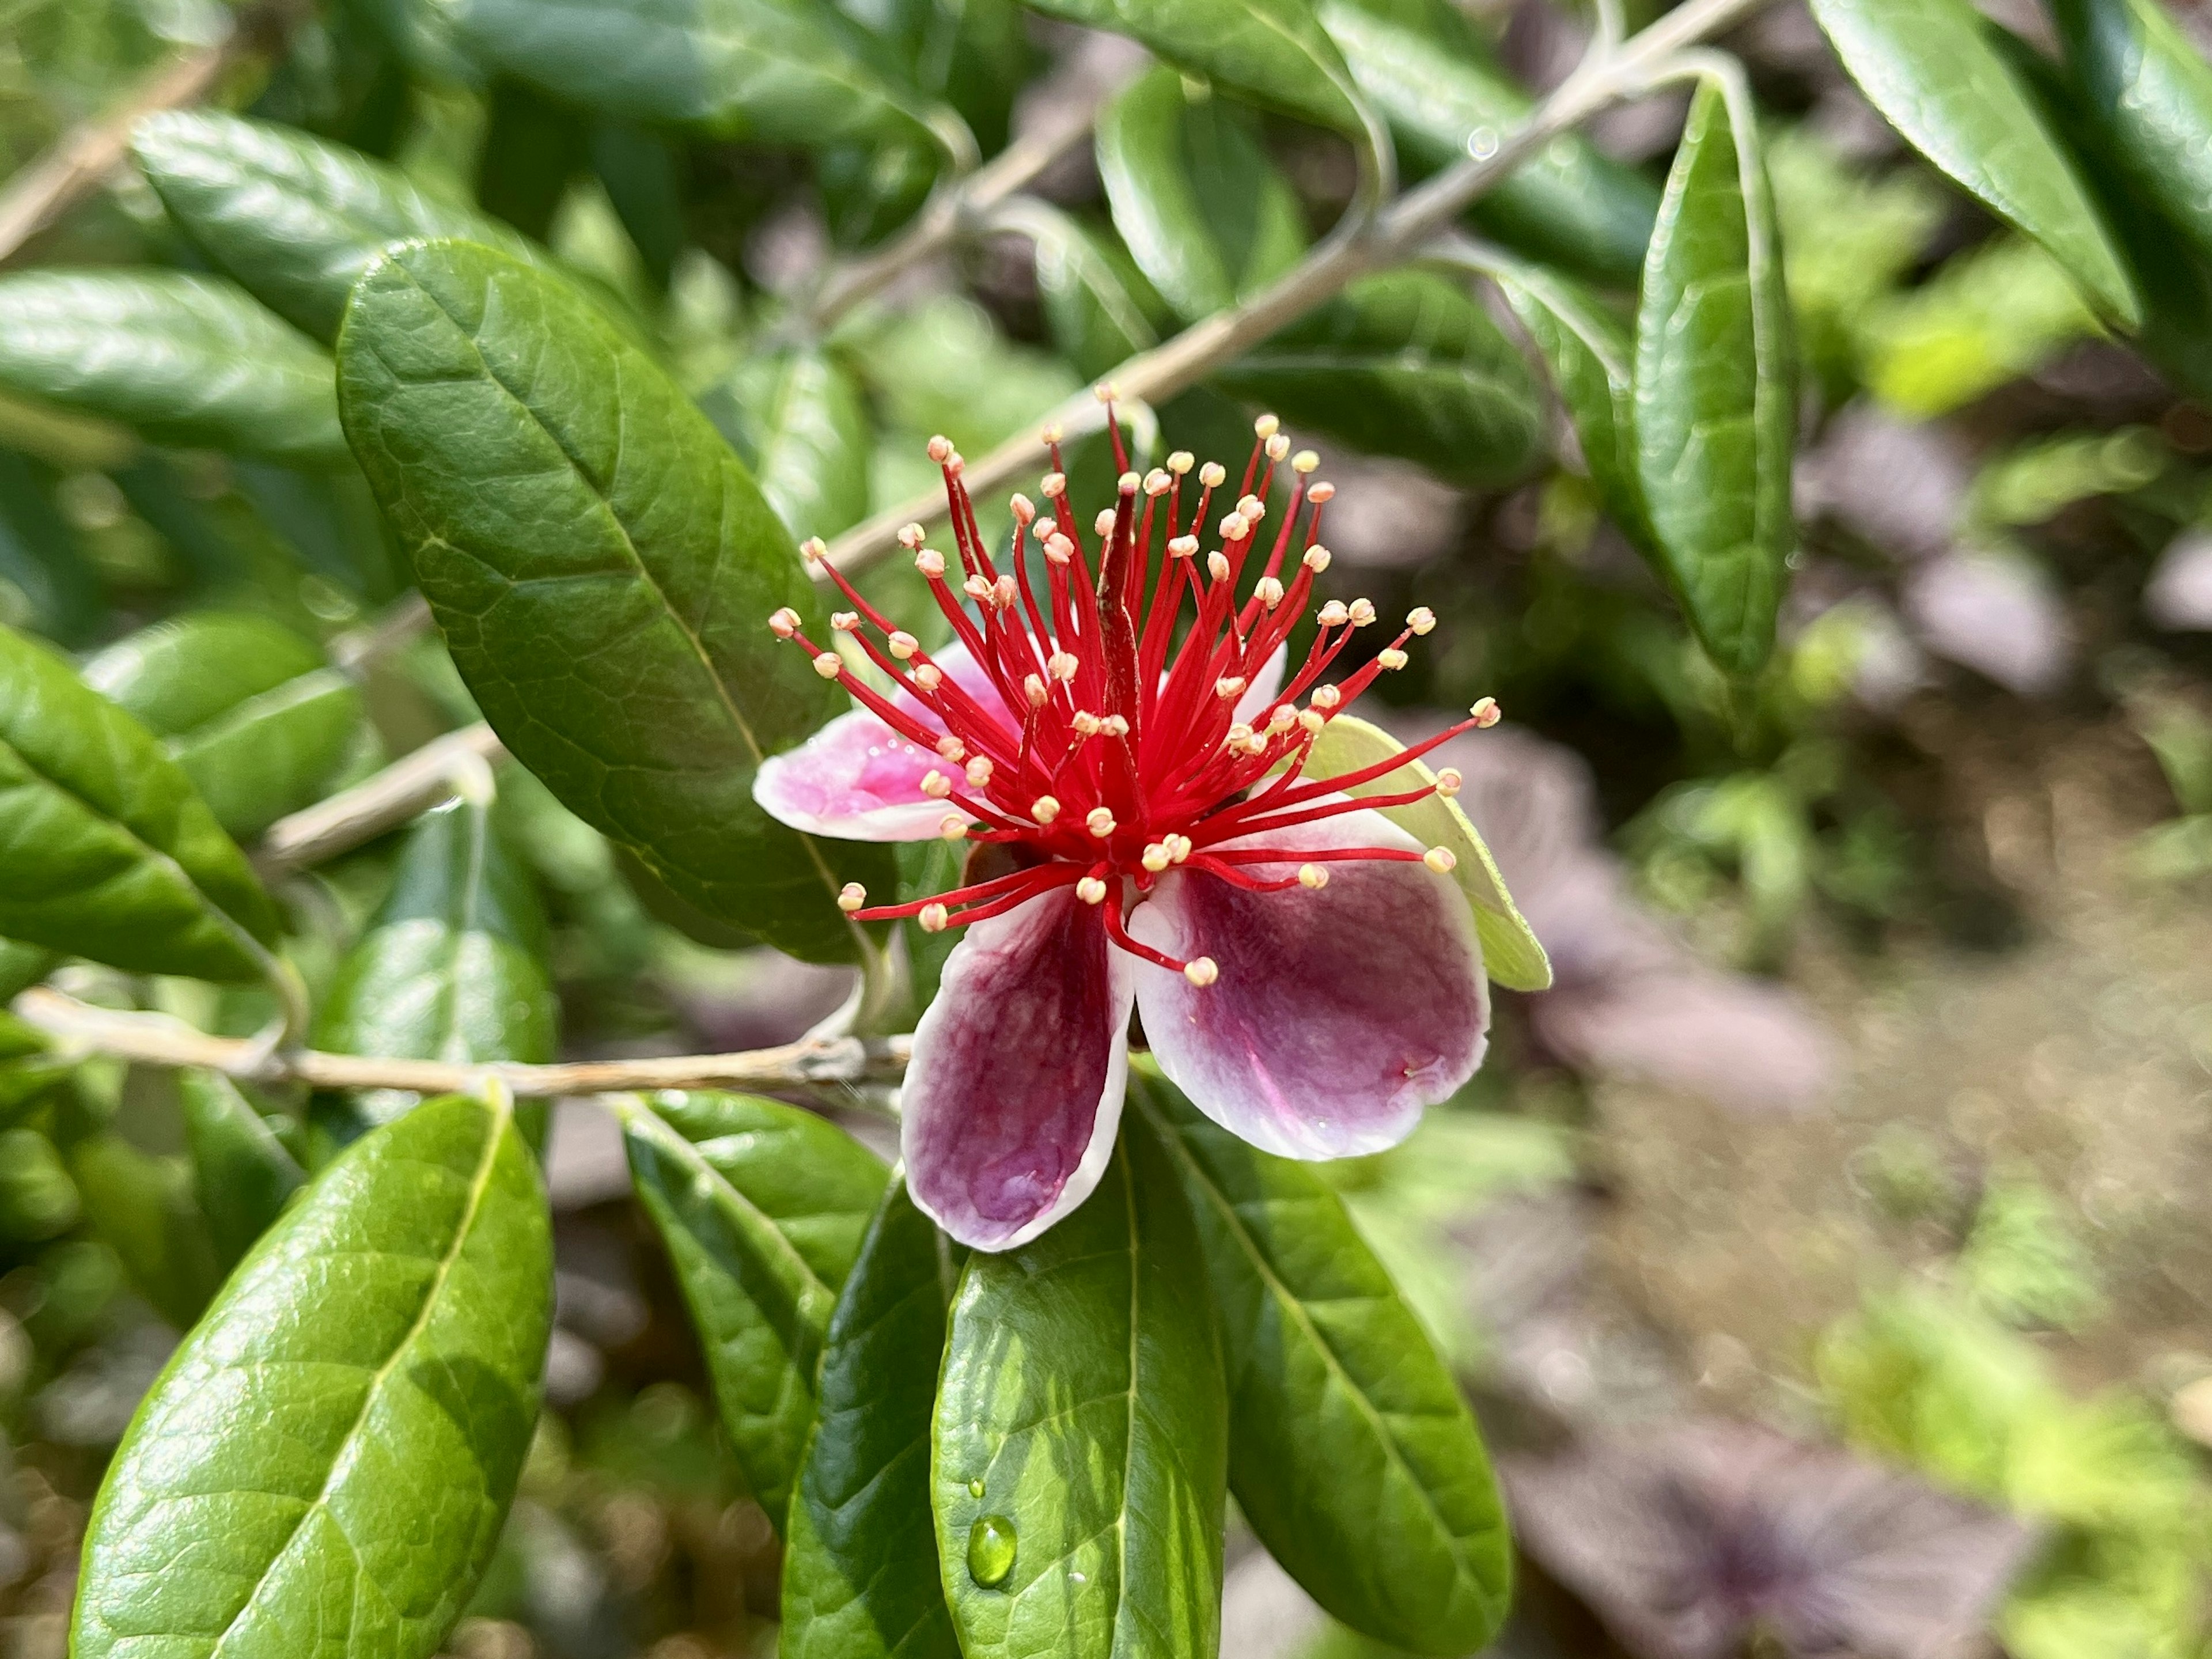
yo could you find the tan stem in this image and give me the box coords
[255,722,507,877]
[13,986,912,1096]
[819,0,1777,574]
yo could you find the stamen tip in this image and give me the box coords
[1297,863,1328,890]
[927,434,953,463]
[1253,413,1281,439]
[1184,956,1220,987]
[800,536,827,565]
[1077,876,1108,905]
[918,902,950,931]
[937,815,969,843]
[838,882,867,912]
[1423,846,1458,874]
[1471,696,1501,728]
[812,650,844,679]
[767,607,800,639]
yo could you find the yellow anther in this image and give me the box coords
[1184,956,1221,987]
[1118,470,1141,494]
[1143,469,1172,496]
[889,630,919,659]
[963,574,993,601]
[1094,380,1121,403]
[1168,536,1199,560]
[768,607,800,638]
[1311,684,1342,710]
[935,734,966,762]
[1299,709,1326,734]
[1200,461,1227,488]
[1267,704,1297,734]
[1095,508,1118,537]
[1303,546,1332,573]
[1255,577,1284,608]
[1100,715,1130,737]
[1378,647,1408,671]
[1077,876,1108,905]
[800,536,827,565]
[1298,863,1328,890]
[1265,433,1290,462]
[1166,450,1195,475]
[1167,834,1193,864]
[1215,676,1248,700]
[1317,601,1350,628]
[918,902,950,931]
[1291,449,1319,474]
[1025,674,1049,708]
[897,522,927,550]
[1238,494,1265,520]
[1407,606,1437,635]
[965,756,994,788]
[1208,551,1233,582]
[1434,767,1463,797]
[1086,807,1116,838]
[921,771,952,798]
[812,651,844,679]
[1040,422,1065,444]
[1041,471,1067,497]
[914,663,944,691]
[1348,598,1377,627]
[1142,842,1171,873]
[915,547,947,578]
[1471,696,1501,728]
[1071,710,1101,736]
[1423,846,1458,874]
[1308,482,1336,503]
[1032,796,1061,825]
[1050,651,1080,682]
[1254,413,1281,439]
[838,882,868,912]
[927,435,953,463]
[831,609,859,632]
[937,815,968,842]
[1219,512,1249,542]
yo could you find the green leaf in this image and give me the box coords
[1297,712,1550,991]
[181,1071,306,1271]
[645,1089,892,1287]
[710,347,874,542]
[1016,202,1163,382]
[53,1108,224,1328]
[1022,0,1367,138]
[82,612,366,842]
[1317,0,1657,284]
[1494,259,1653,555]
[453,0,956,153]
[0,1009,71,1124]
[0,271,346,465]
[1131,1069,1510,1656]
[1634,76,1797,677]
[620,1094,887,1528]
[782,1178,962,1659]
[0,448,103,645]
[0,1126,78,1241]
[71,1093,553,1659]
[933,1122,1228,1659]
[0,939,54,1002]
[1806,0,2138,324]
[2048,0,2212,267]
[0,625,279,982]
[131,110,542,344]
[1214,270,1543,488]
[336,238,893,963]
[312,794,555,1139]
[1096,66,1310,323]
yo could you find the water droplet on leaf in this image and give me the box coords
[968,1478,985,1498]
[967,1514,1017,1587]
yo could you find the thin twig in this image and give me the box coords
[820,0,1775,573]
[807,66,1132,331]
[329,591,433,675]
[255,722,506,877]
[0,0,303,263]
[13,986,912,1096]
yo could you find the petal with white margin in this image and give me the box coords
[903,885,1137,1249]
[1127,806,1488,1160]
[753,709,957,841]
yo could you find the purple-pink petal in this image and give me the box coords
[903,886,1136,1250]
[1126,807,1488,1160]
[753,709,957,841]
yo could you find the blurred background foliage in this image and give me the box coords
[2,0,2212,1654]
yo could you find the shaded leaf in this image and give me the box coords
[1132,1068,1510,1657]
[71,1093,553,1659]
[0,1125,78,1241]
[1808,0,2138,324]
[1634,77,1797,677]
[622,1095,887,1528]
[0,448,101,645]
[2049,0,2212,267]
[709,347,874,542]
[454,0,956,153]
[181,1071,306,1272]
[1096,66,1309,323]
[1017,204,1163,382]
[52,1103,223,1328]
[82,612,365,842]
[0,1009,71,1124]
[1022,0,1367,138]
[131,109,541,344]
[1216,270,1543,487]
[336,238,892,962]
[933,1122,1228,1659]
[0,625,278,982]
[0,940,54,1002]
[312,794,555,1146]
[782,1178,962,1659]
[1298,712,1550,990]
[1319,0,1657,283]
[0,271,345,465]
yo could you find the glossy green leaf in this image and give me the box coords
[782,1179,962,1659]
[1215,270,1543,488]
[0,1009,70,1123]
[0,448,102,644]
[1022,0,1366,138]
[453,0,956,153]
[82,612,365,842]
[0,939,54,1002]
[1015,202,1163,382]
[1317,0,1657,284]
[2049,0,2212,266]
[336,238,893,963]
[1298,713,1549,991]
[1131,1069,1509,1655]
[0,1126,78,1241]
[131,110,541,343]
[1096,66,1309,324]
[1808,0,2138,324]
[71,1093,553,1659]
[646,1090,891,1287]
[54,1112,223,1328]
[933,1123,1228,1659]
[1634,77,1797,678]
[0,271,345,465]
[621,1095,887,1528]
[0,625,279,982]
[710,348,874,542]
[312,795,555,1139]
[181,1071,306,1271]
[1494,259,1653,554]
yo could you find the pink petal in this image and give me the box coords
[752,709,957,841]
[1126,807,1489,1160]
[903,887,1137,1250]
[1231,642,1289,725]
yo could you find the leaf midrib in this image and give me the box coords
[208,1109,507,1658]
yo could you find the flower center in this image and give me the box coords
[770,395,1501,985]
